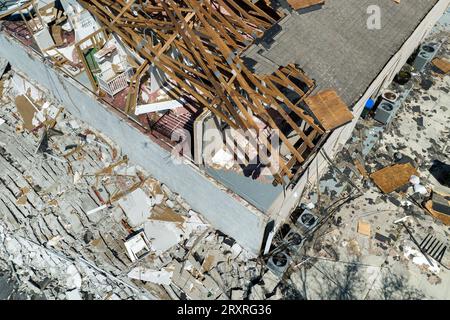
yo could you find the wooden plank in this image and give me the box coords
[287,0,325,10]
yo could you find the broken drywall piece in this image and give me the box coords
[73,172,82,184]
[128,266,173,285]
[47,235,64,248]
[66,289,83,300]
[86,204,108,216]
[231,243,243,259]
[0,118,5,126]
[118,188,153,228]
[144,220,185,254]
[66,265,82,289]
[135,100,183,116]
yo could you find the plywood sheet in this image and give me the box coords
[432,58,450,74]
[357,220,371,236]
[15,95,38,131]
[370,163,418,194]
[305,89,354,131]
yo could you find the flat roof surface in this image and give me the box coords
[255,0,439,106]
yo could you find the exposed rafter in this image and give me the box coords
[78,0,326,184]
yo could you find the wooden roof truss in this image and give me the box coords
[78,0,326,185]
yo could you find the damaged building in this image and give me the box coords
[0,0,449,258]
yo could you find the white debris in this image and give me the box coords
[0,118,5,126]
[86,134,97,144]
[105,293,121,300]
[69,119,80,129]
[66,265,82,289]
[61,21,73,32]
[73,171,82,184]
[249,284,265,300]
[144,220,185,254]
[86,204,108,216]
[409,175,420,185]
[306,203,315,210]
[404,246,440,274]
[413,184,428,195]
[401,200,413,207]
[114,165,137,176]
[183,211,209,235]
[166,199,175,208]
[154,194,164,205]
[66,289,83,300]
[261,271,280,293]
[47,235,64,248]
[211,148,234,169]
[118,188,153,228]
[128,267,173,285]
[231,289,245,300]
[231,243,243,259]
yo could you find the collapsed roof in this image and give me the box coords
[77,0,352,185]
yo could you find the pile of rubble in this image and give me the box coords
[0,67,282,300]
[276,32,450,299]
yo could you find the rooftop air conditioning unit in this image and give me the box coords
[374,101,395,125]
[267,252,291,276]
[297,210,319,230]
[381,90,399,104]
[413,44,437,72]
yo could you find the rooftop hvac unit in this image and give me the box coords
[374,101,395,125]
[297,210,318,229]
[285,230,303,247]
[381,90,399,104]
[413,44,437,72]
[267,252,291,276]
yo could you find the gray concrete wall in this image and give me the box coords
[0,33,267,254]
[268,0,450,225]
